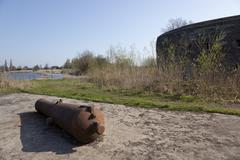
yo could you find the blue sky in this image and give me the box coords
[0,0,240,67]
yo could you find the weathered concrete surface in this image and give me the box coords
[0,93,240,160]
[156,15,240,69]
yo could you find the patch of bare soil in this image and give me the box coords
[0,93,240,160]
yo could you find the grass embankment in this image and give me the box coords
[20,78,240,116]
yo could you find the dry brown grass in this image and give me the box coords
[0,76,32,92]
[88,62,240,102]
[89,65,157,90]
[193,69,240,101]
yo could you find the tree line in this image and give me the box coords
[0,59,22,72]
[0,59,62,72]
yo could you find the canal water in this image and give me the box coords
[2,72,64,80]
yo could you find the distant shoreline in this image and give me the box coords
[0,70,80,79]
[1,69,62,74]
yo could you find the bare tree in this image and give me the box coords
[9,59,13,71]
[44,64,49,70]
[162,18,193,32]
[4,59,8,72]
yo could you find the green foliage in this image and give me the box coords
[71,50,95,75]
[62,50,109,75]
[158,30,226,78]
[196,31,225,74]
[157,38,178,72]
[155,29,240,100]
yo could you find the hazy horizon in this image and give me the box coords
[1,0,240,67]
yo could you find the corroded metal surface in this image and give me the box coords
[35,98,105,144]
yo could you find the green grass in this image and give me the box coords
[0,88,20,94]
[18,78,240,116]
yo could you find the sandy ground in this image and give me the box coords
[0,93,240,160]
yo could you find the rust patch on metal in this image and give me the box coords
[35,98,105,144]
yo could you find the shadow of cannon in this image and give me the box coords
[18,112,78,155]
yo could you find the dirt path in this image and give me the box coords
[0,93,240,160]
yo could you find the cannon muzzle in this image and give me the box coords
[35,98,105,144]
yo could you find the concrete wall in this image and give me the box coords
[156,15,240,69]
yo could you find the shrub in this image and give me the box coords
[71,50,95,75]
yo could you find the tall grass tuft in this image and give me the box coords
[0,76,32,93]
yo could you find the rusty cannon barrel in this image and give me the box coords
[35,98,105,144]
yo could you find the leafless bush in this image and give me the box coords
[162,18,193,32]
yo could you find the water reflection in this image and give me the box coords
[2,72,64,80]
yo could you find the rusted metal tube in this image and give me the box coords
[35,98,105,144]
